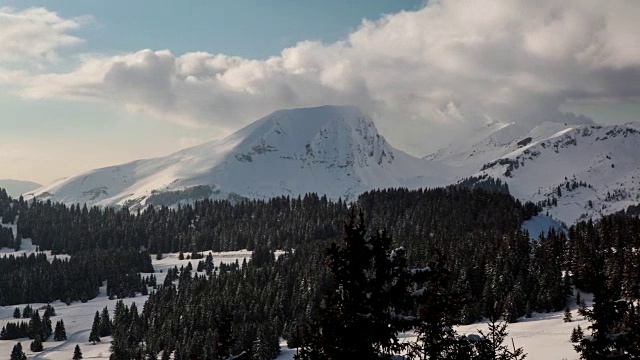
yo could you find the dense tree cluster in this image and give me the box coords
[1,308,56,342]
[622,203,640,216]
[565,216,640,358]
[0,226,15,249]
[112,256,297,359]
[1,183,640,358]
[16,195,346,254]
[298,214,526,360]
[14,186,538,257]
[456,175,510,194]
[0,249,152,305]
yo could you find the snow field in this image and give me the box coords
[0,244,256,359]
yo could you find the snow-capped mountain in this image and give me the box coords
[439,121,640,224]
[0,179,42,198]
[28,105,640,225]
[30,105,456,208]
[427,121,575,168]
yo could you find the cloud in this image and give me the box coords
[0,7,89,66]
[11,0,640,154]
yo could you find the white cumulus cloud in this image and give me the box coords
[8,0,640,154]
[0,7,89,65]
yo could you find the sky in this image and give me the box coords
[0,0,639,184]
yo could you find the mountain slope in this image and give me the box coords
[29,105,640,225]
[472,124,640,224]
[0,179,42,198]
[427,121,575,169]
[31,106,456,208]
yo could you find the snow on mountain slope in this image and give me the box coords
[30,105,457,208]
[427,121,573,169]
[522,215,564,240]
[476,123,640,224]
[0,179,42,198]
[27,105,640,225]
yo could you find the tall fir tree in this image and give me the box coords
[405,250,467,359]
[297,212,413,359]
[574,253,640,358]
[22,305,32,319]
[54,320,67,341]
[43,311,52,340]
[99,306,112,337]
[564,306,573,323]
[89,311,101,344]
[29,311,42,340]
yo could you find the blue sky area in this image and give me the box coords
[3,0,423,59]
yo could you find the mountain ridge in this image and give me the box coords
[30,105,457,208]
[0,179,42,198]
[29,105,640,225]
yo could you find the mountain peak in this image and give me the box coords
[31,105,452,208]
[227,104,393,170]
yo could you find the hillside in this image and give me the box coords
[0,179,42,198]
[473,124,640,224]
[27,105,640,225]
[29,106,457,208]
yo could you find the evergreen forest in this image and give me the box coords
[0,185,638,359]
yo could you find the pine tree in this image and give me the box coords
[297,212,412,359]
[474,317,526,360]
[578,298,587,312]
[73,344,83,360]
[406,250,467,359]
[13,308,20,319]
[99,306,112,337]
[29,310,42,340]
[30,335,44,352]
[43,311,53,339]
[54,320,67,341]
[45,304,56,317]
[10,342,26,360]
[252,325,280,360]
[564,306,573,323]
[22,305,32,319]
[89,311,101,344]
[573,252,638,359]
[571,325,584,343]
[14,236,21,251]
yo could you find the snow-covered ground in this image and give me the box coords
[0,220,592,359]
[0,220,70,262]
[275,299,591,360]
[0,243,256,359]
[0,287,594,360]
[0,242,592,359]
[0,298,591,360]
[521,215,564,240]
